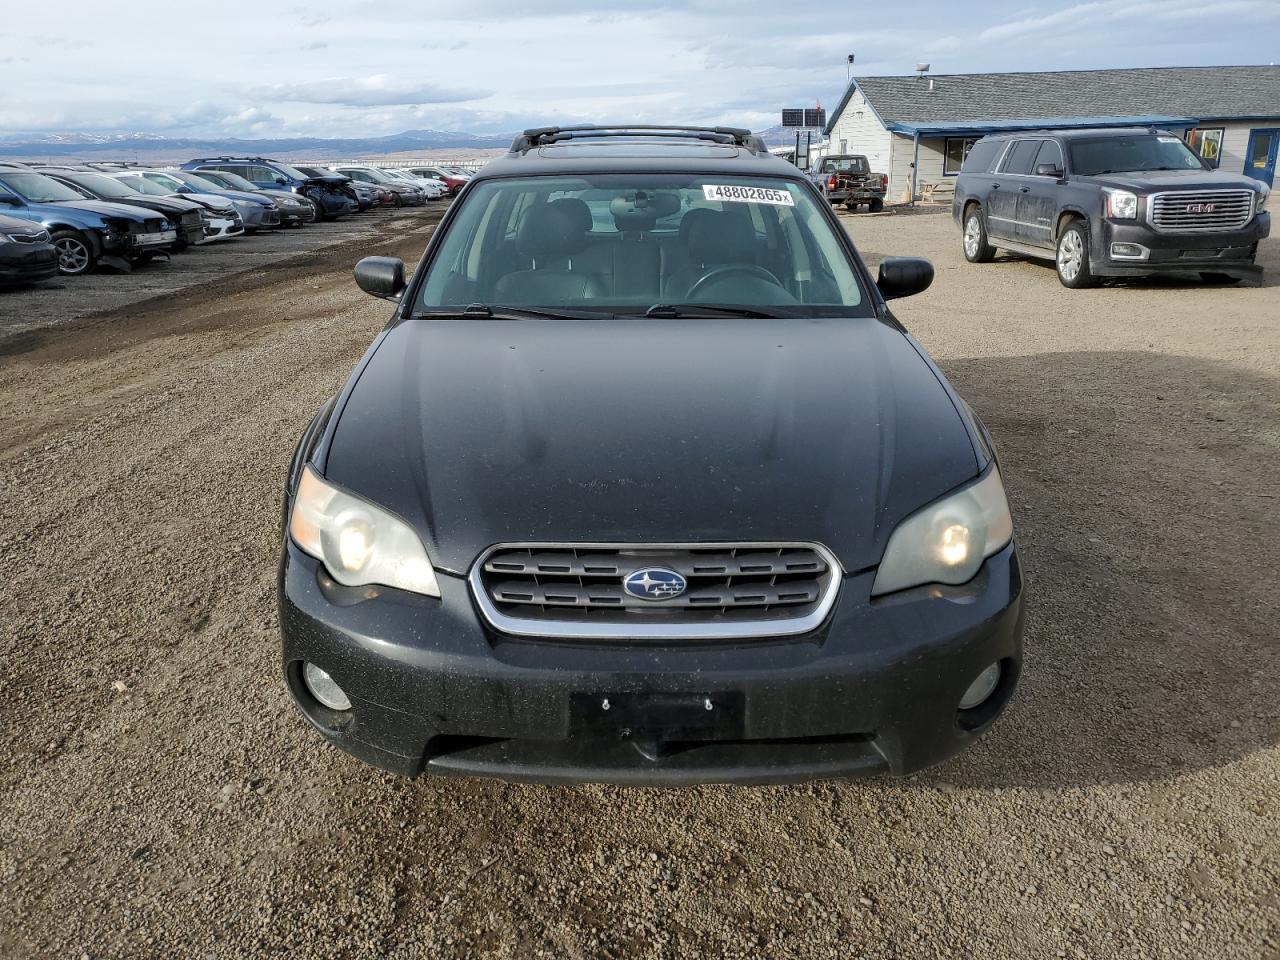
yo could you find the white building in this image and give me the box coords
[823,66,1280,203]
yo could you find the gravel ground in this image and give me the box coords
[1,205,1277,959]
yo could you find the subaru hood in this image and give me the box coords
[323,317,980,576]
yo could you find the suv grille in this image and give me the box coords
[471,542,841,640]
[1149,190,1255,232]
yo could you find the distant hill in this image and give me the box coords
[0,129,513,162]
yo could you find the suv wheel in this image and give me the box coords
[962,208,995,263]
[50,230,96,276]
[1056,221,1097,288]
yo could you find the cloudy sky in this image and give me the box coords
[1,0,1277,138]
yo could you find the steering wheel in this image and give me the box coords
[686,264,784,300]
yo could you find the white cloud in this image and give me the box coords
[1,0,1277,139]
[252,74,492,107]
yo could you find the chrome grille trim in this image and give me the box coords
[1148,190,1255,233]
[469,541,844,640]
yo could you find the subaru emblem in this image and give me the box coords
[624,568,687,601]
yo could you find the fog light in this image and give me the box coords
[303,662,352,711]
[1110,242,1149,261]
[959,662,1002,710]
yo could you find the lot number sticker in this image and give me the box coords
[703,184,795,206]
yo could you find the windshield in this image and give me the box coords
[0,172,87,203]
[1069,135,1206,175]
[169,171,225,192]
[271,162,308,180]
[203,170,259,191]
[417,174,867,317]
[117,175,172,196]
[67,172,137,198]
[823,157,868,174]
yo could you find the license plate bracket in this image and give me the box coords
[570,691,745,741]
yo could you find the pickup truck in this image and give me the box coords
[811,155,888,212]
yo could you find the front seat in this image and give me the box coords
[663,210,760,299]
[492,202,601,304]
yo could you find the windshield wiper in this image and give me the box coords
[642,303,787,319]
[415,304,612,321]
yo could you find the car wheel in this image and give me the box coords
[50,230,96,276]
[962,207,995,263]
[869,198,884,213]
[843,201,859,212]
[1056,220,1097,288]
[1199,272,1242,285]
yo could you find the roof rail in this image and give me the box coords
[511,125,767,155]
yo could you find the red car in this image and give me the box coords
[404,166,467,197]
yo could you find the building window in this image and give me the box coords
[1185,128,1224,168]
[944,137,980,176]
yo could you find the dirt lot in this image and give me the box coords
[1,205,1277,959]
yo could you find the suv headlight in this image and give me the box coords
[871,467,1014,597]
[1103,188,1138,220]
[289,466,440,597]
[1257,186,1270,214]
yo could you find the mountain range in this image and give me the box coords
[0,128,513,161]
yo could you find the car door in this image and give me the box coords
[1015,139,1063,249]
[986,139,1038,241]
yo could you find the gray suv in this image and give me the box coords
[953,127,1270,287]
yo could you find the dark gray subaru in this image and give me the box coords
[279,125,1024,785]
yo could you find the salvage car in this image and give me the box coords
[386,169,449,200]
[184,158,357,221]
[954,127,1271,287]
[402,165,468,196]
[329,165,427,206]
[110,172,244,243]
[139,170,280,232]
[279,124,1024,785]
[0,212,59,286]
[36,168,208,249]
[0,169,178,275]
[187,169,316,227]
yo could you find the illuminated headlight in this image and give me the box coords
[871,467,1014,596]
[289,466,440,597]
[1103,188,1138,220]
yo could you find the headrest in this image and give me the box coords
[517,202,589,257]
[685,212,755,264]
[549,197,592,234]
[678,207,719,245]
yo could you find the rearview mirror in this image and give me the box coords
[354,256,406,300]
[1035,163,1064,179]
[877,257,935,300]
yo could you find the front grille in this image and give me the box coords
[10,231,48,244]
[471,542,841,640]
[181,211,202,227]
[1149,190,1255,232]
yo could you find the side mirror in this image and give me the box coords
[877,257,934,301]
[1035,163,1064,179]
[0,195,19,205]
[177,185,194,194]
[354,256,406,300]
[274,176,288,185]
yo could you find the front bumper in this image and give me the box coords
[238,205,279,229]
[0,243,59,284]
[1094,213,1270,278]
[198,215,245,243]
[279,540,1025,785]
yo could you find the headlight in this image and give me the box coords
[1257,187,1270,214]
[289,465,440,597]
[0,233,11,242]
[1103,188,1138,220]
[871,467,1014,597]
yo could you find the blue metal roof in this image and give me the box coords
[885,115,1199,137]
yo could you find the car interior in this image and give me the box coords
[421,179,863,311]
